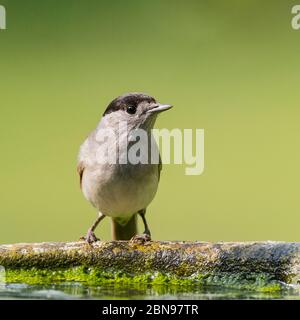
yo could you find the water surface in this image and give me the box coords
[1,282,300,300]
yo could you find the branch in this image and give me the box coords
[1,241,300,291]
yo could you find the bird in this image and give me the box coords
[77,93,173,242]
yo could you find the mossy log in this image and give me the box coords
[1,241,300,291]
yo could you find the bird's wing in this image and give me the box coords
[77,161,85,189]
[158,153,162,181]
[77,132,94,189]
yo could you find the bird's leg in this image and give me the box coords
[130,209,151,243]
[139,209,151,238]
[82,212,106,244]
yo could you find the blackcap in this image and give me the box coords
[77,93,172,243]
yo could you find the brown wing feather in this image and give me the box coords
[77,162,85,189]
[158,154,162,181]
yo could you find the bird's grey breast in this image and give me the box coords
[79,128,160,217]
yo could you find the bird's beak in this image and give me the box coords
[147,103,173,114]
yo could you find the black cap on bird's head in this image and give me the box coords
[103,92,172,118]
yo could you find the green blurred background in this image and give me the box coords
[0,0,299,243]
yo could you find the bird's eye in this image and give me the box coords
[126,105,137,114]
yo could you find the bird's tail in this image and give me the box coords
[111,214,137,240]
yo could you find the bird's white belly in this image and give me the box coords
[82,164,159,218]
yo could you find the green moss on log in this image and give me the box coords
[1,240,300,292]
[4,267,283,292]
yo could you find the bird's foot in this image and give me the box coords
[130,233,151,244]
[80,229,99,244]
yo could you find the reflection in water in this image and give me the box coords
[1,282,300,300]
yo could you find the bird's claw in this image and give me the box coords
[81,230,99,244]
[130,233,151,244]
